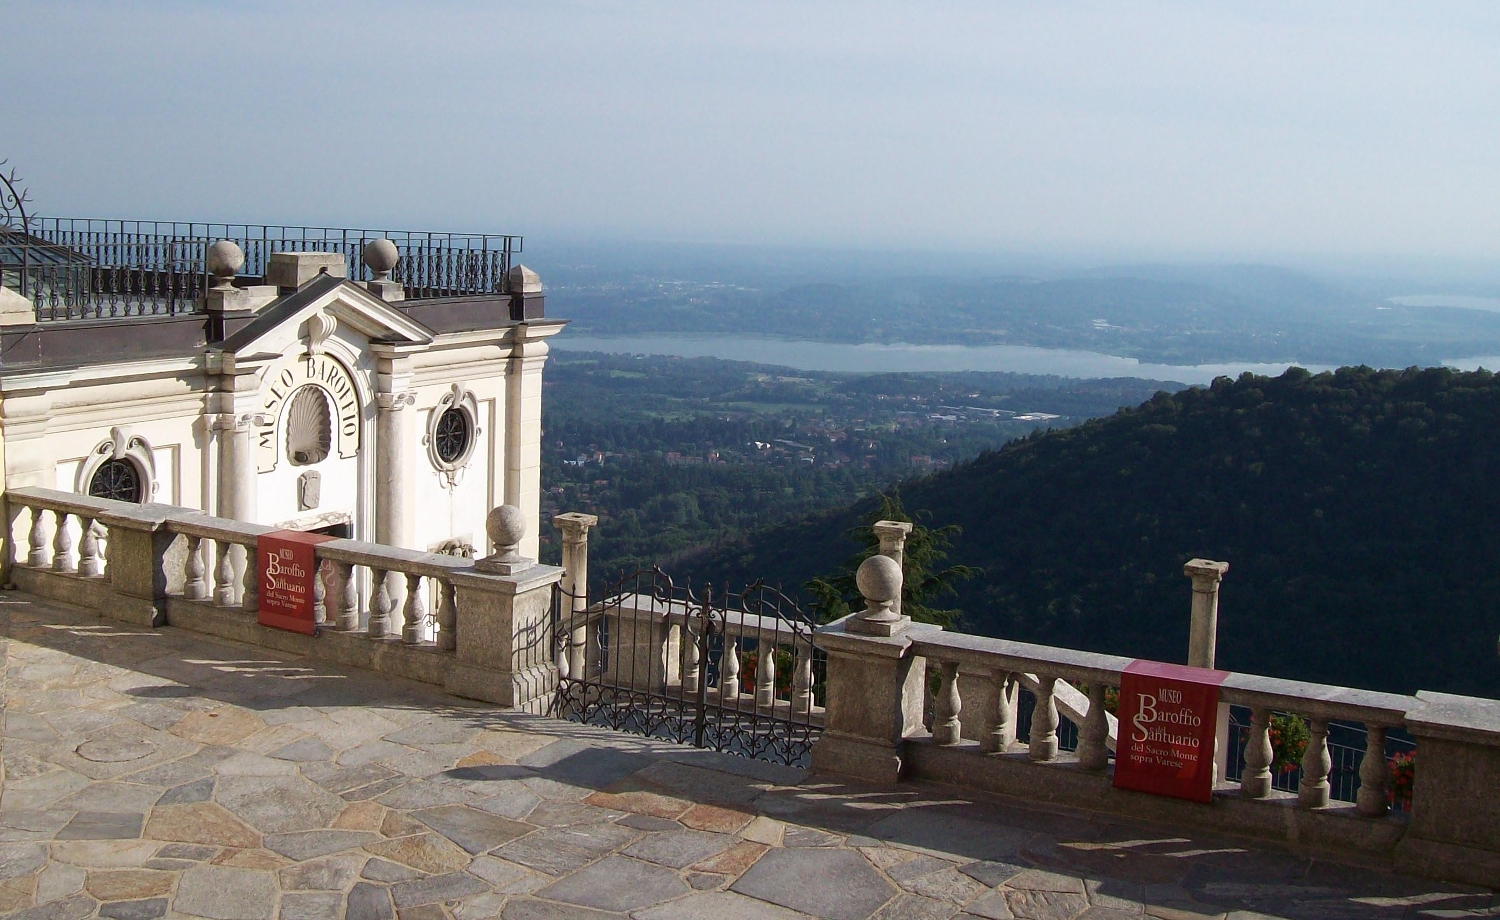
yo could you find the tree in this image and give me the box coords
[805,488,978,627]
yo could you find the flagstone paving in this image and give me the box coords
[1,592,1494,919]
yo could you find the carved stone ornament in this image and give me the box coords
[424,383,481,486]
[297,470,322,511]
[303,311,337,356]
[76,426,159,501]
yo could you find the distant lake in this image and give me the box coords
[553,334,1319,385]
[1391,294,1500,313]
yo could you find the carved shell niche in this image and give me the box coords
[286,387,332,466]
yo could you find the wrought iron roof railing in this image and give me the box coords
[0,218,523,322]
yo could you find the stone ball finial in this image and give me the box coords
[487,504,527,552]
[855,553,903,604]
[207,240,245,289]
[362,238,399,280]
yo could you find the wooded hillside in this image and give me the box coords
[683,366,1500,697]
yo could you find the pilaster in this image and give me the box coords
[504,328,552,559]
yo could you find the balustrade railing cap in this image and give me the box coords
[1406,690,1500,746]
[97,502,175,530]
[447,562,562,593]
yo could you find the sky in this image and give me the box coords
[5,2,1500,266]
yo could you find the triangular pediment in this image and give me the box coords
[218,275,434,358]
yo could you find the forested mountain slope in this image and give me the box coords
[684,366,1500,697]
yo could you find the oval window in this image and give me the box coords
[434,407,471,465]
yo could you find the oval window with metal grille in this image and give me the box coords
[88,458,143,503]
[286,386,333,466]
[434,407,471,465]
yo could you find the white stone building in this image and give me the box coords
[0,221,562,565]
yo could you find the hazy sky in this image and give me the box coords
[6,2,1499,262]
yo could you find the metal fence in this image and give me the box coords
[1,218,523,321]
[552,568,825,768]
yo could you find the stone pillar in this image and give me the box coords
[96,504,178,628]
[212,396,261,603]
[0,389,56,583]
[1185,559,1228,668]
[1185,558,1230,783]
[445,505,564,712]
[871,520,912,617]
[811,554,931,783]
[203,241,276,339]
[555,512,598,679]
[504,328,550,560]
[374,348,418,633]
[1397,691,1500,888]
[215,413,259,525]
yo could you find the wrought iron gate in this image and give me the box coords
[551,567,825,768]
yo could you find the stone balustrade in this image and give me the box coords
[813,550,1500,889]
[4,486,562,712]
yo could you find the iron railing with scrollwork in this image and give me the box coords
[552,567,826,768]
[0,218,523,321]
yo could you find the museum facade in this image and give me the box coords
[0,219,560,564]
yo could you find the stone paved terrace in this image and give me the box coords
[2,593,1495,920]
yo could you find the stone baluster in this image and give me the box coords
[51,511,75,572]
[981,670,1016,753]
[1079,683,1110,771]
[184,535,208,600]
[1299,717,1332,808]
[720,633,741,702]
[792,641,814,714]
[28,507,47,567]
[933,660,963,745]
[755,641,778,709]
[336,562,359,631]
[369,568,392,638]
[402,573,425,644]
[436,579,457,651]
[78,517,103,578]
[1030,676,1060,761]
[311,561,328,626]
[214,541,236,606]
[1357,724,1391,816]
[556,633,571,680]
[1241,707,1274,798]
[241,542,258,613]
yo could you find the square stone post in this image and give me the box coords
[444,505,565,712]
[1395,691,1500,888]
[811,553,934,784]
[96,504,181,628]
[445,564,563,712]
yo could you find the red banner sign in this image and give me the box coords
[1112,659,1228,803]
[257,530,335,635]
